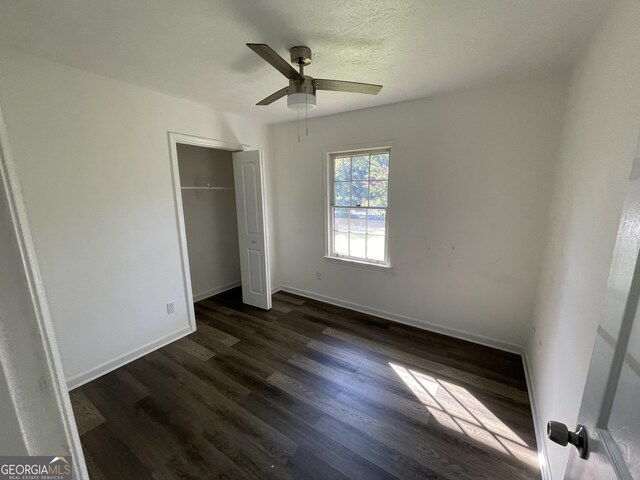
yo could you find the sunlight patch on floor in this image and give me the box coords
[389,362,538,468]
[438,379,527,446]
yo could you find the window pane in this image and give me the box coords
[329,150,390,265]
[334,208,349,232]
[334,231,349,255]
[349,209,366,233]
[369,181,388,207]
[351,181,369,206]
[350,233,366,258]
[367,209,386,235]
[367,235,385,261]
[334,182,351,206]
[335,157,350,181]
[370,154,389,180]
[351,155,369,180]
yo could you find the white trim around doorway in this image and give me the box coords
[167,132,249,330]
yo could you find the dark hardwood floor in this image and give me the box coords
[71,288,540,479]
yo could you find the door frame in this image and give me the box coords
[167,132,250,326]
[0,101,88,475]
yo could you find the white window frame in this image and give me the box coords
[325,146,392,268]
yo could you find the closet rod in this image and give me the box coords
[181,186,233,191]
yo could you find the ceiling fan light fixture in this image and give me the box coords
[287,92,316,110]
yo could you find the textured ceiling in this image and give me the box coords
[0,0,613,123]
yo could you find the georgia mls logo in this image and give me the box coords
[49,457,70,473]
[0,456,72,480]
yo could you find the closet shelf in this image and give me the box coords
[181,186,233,191]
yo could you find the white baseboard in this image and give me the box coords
[193,280,241,302]
[66,325,194,390]
[522,353,552,480]
[277,285,522,355]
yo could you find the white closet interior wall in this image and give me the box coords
[177,144,241,301]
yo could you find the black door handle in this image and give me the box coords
[547,421,589,459]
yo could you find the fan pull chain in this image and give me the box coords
[305,94,309,137]
[297,110,300,143]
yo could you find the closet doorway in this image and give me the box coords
[168,133,272,329]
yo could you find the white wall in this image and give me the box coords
[527,1,640,478]
[177,144,241,300]
[269,74,567,350]
[0,50,273,388]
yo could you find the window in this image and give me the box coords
[327,148,390,266]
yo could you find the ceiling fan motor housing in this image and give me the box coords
[290,46,312,66]
[289,75,315,95]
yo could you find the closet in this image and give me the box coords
[176,143,241,301]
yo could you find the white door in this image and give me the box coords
[232,150,272,310]
[558,136,640,479]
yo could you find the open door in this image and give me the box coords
[232,150,272,310]
[551,136,640,479]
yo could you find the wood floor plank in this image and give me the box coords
[195,321,240,346]
[276,310,529,403]
[267,371,461,478]
[269,370,534,480]
[82,382,205,479]
[74,287,539,479]
[124,361,298,480]
[69,390,105,436]
[302,337,536,443]
[173,337,216,361]
[203,304,311,347]
[305,338,423,389]
[271,301,293,313]
[132,353,299,466]
[80,423,154,480]
[125,357,278,480]
[239,392,395,480]
[322,326,530,404]
[158,344,251,400]
[289,300,526,388]
[90,368,150,406]
[133,393,260,480]
[273,291,306,306]
[287,352,433,429]
[195,306,257,337]
[286,447,350,480]
[186,338,328,425]
[315,415,444,480]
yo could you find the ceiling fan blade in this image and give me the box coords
[256,86,289,106]
[247,43,304,81]
[314,79,382,95]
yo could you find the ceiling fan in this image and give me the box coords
[247,43,383,110]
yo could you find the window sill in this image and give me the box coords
[324,255,393,271]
